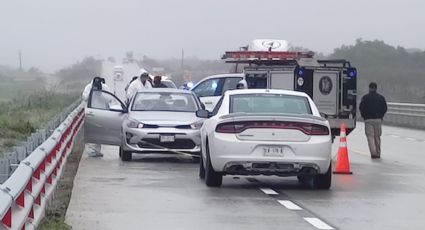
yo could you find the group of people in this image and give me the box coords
[82,71,388,160]
[125,70,167,102]
[82,70,168,157]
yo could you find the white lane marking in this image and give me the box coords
[405,137,417,142]
[259,188,278,195]
[277,200,302,210]
[304,217,334,230]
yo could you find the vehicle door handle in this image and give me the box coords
[204,101,213,105]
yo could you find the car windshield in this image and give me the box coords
[230,93,312,114]
[131,92,198,112]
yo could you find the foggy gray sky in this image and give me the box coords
[1,0,424,72]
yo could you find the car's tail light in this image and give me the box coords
[215,121,329,135]
[298,123,330,135]
[215,123,238,133]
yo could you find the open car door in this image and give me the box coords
[84,89,127,146]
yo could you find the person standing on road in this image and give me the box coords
[126,71,152,102]
[82,77,110,102]
[359,82,387,159]
[82,77,111,157]
[152,76,167,88]
[125,76,139,92]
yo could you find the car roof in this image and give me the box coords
[198,73,244,81]
[135,88,194,94]
[224,89,309,97]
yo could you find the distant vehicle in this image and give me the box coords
[196,89,332,189]
[84,88,205,161]
[113,66,124,81]
[191,74,243,111]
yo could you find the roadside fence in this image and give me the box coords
[0,101,84,230]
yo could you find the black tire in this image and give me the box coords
[313,163,332,190]
[199,154,205,179]
[120,146,132,162]
[297,175,308,184]
[205,144,222,187]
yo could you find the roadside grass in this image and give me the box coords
[38,217,71,230]
[0,77,45,101]
[0,91,78,154]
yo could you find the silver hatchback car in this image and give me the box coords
[84,88,205,161]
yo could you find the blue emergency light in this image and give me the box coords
[297,67,306,77]
[347,69,357,78]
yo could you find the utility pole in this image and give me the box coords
[181,49,184,70]
[19,50,23,71]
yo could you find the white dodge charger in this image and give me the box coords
[196,89,332,189]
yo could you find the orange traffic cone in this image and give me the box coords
[333,123,353,174]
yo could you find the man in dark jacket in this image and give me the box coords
[359,82,387,159]
[152,76,167,88]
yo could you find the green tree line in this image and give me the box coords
[329,39,425,103]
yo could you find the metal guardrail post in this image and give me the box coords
[0,158,10,183]
[0,99,82,181]
[0,101,84,228]
[15,146,27,162]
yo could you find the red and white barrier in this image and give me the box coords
[0,104,85,230]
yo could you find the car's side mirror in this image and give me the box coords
[196,109,210,118]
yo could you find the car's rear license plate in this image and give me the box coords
[160,135,175,142]
[263,146,284,157]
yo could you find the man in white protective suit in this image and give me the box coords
[82,77,110,157]
[126,69,152,103]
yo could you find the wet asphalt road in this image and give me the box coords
[65,123,425,230]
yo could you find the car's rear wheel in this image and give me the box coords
[312,163,332,190]
[120,146,132,162]
[199,154,205,179]
[205,144,222,187]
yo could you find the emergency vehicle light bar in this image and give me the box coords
[222,51,315,63]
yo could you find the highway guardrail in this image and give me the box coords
[0,102,84,230]
[385,102,425,129]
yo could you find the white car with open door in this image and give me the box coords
[84,88,205,162]
[196,89,332,189]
